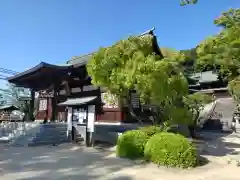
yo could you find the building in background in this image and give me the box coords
[7,29,162,125]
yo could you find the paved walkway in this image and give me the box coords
[0,143,240,180]
[1,132,240,180]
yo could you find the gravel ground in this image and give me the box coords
[1,132,240,180]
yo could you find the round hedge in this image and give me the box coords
[117,130,149,159]
[144,132,197,168]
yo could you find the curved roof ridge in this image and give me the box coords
[67,27,163,65]
[7,62,73,90]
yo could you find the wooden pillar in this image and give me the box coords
[29,89,35,121]
[86,105,95,147]
[51,85,58,121]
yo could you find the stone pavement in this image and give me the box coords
[1,132,240,180]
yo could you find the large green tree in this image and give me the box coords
[196,8,240,103]
[196,8,240,80]
[87,36,190,124]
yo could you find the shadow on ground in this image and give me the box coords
[196,131,240,157]
[0,144,136,180]
[2,131,240,180]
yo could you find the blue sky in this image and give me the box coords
[0,0,239,86]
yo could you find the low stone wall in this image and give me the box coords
[0,122,40,142]
[0,121,70,146]
[75,123,142,145]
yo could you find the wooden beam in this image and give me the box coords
[62,80,71,96]
[29,90,35,121]
[57,89,101,99]
[51,85,57,121]
[64,78,92,88]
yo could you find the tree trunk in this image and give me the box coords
[188,125,196,138]
[188,111,200,139]
[127,94,143,124]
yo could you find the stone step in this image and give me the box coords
[9,123,69,147]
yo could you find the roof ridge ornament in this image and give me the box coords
[139,27,155,37]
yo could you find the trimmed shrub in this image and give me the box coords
[144,132,198,168]
[139,125,162,137]
[117,130,149,159]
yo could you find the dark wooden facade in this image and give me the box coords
[7,29,163,124]
[7,61,129,123]
[35,88,125,123]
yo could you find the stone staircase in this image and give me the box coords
[74,124,136,145]
[198,101,216,127]
[0,122,70,147]
[201,98,237,131]
[214,98,237,130]
[31,123,69,146]
[0,122,39,143]
[214,98,236,115]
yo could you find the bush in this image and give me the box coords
[117,130,149,159]
[144,132,198,168]
[139,125,162,137]
[166,124,191,137]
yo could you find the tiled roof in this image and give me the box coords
[66,53,93,65]
[190,71,219,83]
[0,105,18,110]
[66,28,162,66]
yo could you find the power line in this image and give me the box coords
[0,68,19,80]
[0,75,7,80]
[0,68,18,75]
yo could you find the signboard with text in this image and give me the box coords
[87,105,95,132]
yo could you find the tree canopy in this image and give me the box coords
[196,8,240,80]
[87,36,189,108]
[87,35,192,124]
[87,30,215,127]
[196,8,240,102]
[180,0,198,6]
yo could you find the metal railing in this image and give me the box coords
[0,121,39,142]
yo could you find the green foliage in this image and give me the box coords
[180,48,197,70]
[87,36,155,96]
[116,130,149,159]
[228,76,240,103]
[180,0,198,6]
[87,35,189,110]
[160,47,186,65]
[196,9,240,80]
[102,91,119,107]
[183,92,213,124]
[214,8,240,28]
[144,132,198,168]
[164,106,193,126]
[139,125,163,137]
[195,8,240,105]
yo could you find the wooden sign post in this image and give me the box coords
[67,107,73,141]
[86,105,95,147]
